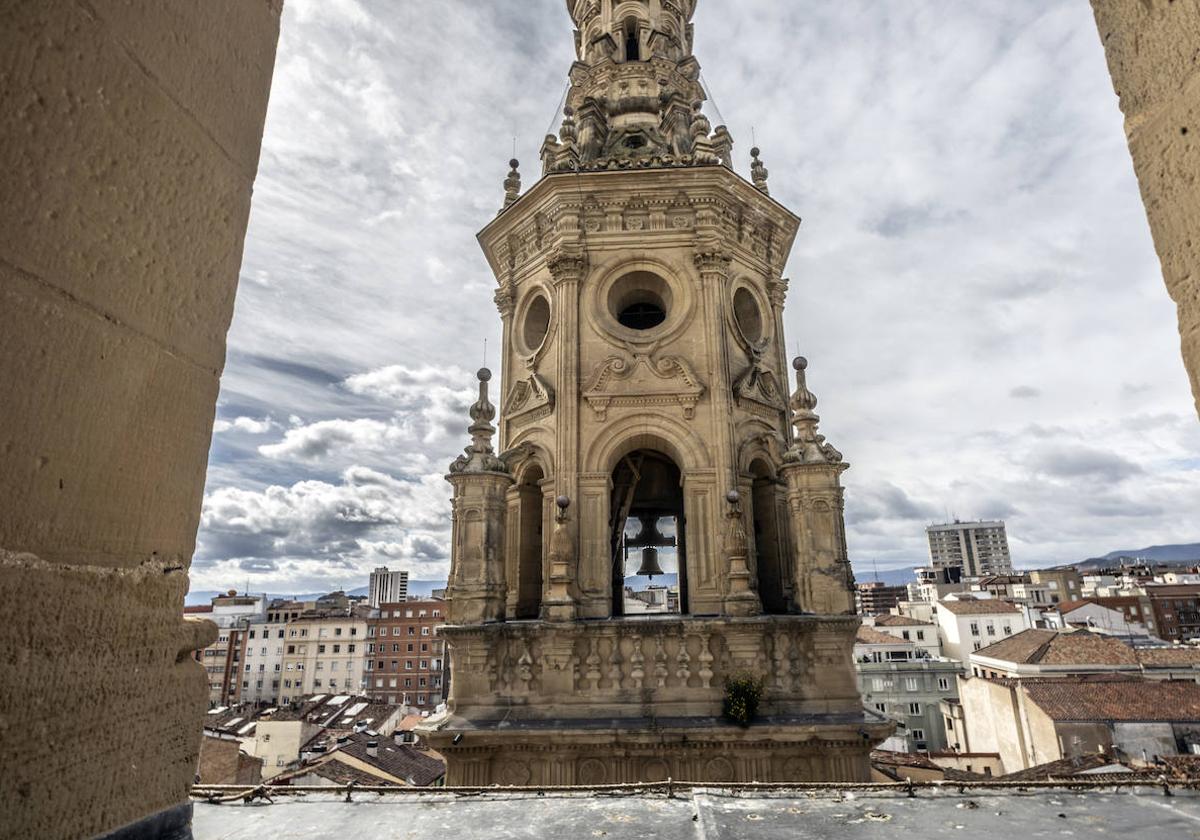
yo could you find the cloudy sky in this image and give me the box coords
[192,0,1200,595]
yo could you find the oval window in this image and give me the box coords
[608,271,672,332]
[732,287,763,343]
[521,293,551,352]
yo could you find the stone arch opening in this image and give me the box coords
[749,457,787,614]
[514,463,545,619]
[622,18,641,62]
[609,449,686,616]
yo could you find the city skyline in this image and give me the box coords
[193,0,1200,595]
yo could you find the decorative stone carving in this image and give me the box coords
[582,353,705,420]
[504,373,555,427]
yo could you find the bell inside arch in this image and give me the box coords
[636,546,665,579]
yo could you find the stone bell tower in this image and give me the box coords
[422,0,890,785]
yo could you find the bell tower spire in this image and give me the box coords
[426,0,889,788]
[541,0,730,174]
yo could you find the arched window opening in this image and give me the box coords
[515,465,545,619]
[623,20,641,62]
[610,450,686,616]
[749,459,787,614]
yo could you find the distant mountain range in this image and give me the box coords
[186,543,1200,605]
[1071,542,1200,572]
[184,579,447,606]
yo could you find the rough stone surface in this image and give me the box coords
[192,788,1200,839]
[1090,0,1200,415]
[0,0,280,837]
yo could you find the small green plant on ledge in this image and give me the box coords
[722,672,764,727]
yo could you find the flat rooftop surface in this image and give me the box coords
[194,786,1200,839]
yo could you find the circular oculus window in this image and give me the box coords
[732,286,764,343]
[520,292,551,354]
[608,270,673,332]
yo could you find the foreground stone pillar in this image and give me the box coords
[1089,0,1200,416]
[0,2,282,837]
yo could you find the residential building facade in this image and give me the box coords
[856,580,907,616]
[854,626,959,752]
[926,520,1012,577]
[369,567,410,608]
[240,619,287,705]
[934,596,1026,663]
[279,616,367,703]
[366,599,447,711]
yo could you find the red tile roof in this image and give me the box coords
[856,625,906,645]
[939,598,1021,616]
[1021,676,1200,722]
[973,629,1138,666]
[872,614,932,627]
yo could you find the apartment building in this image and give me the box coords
[934,596,1027,663]
[240,619,287,705]
[366,599,447,711]
[368,567,410,607]
[279,615,368,703]
[864,614,941,659]
[854,626,959,752]
[1143,584,1200,641]
[926,520,1012,577]
[188,592,266,707]
[856,580,907,616]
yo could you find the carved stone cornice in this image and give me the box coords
[766,276,789,309]
[546,248,587,285]
[693,249,732,277]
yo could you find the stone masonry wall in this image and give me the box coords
[1090,0,1200,417]
[0,1,281,837]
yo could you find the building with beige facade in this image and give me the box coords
[418,0,891,785]
[279,616,367,703]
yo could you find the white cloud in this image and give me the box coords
[196,1,1200,591]
[213,416,276,435]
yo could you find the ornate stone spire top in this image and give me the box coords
[750,147,769,195]
[449,368,508,474]
[502,159,521,210]
[538,0,735,174]
[784,356,843,465]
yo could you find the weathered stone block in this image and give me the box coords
[0,0,260,372]
[0,552,216,840]
[1090,0,1200,122]
[0,270,222,566]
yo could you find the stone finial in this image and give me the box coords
[559,106,578,145]
[449,368,508,473]
[502,159,521,209]
[711,125,733,168]
[750,146,769,195]
[784,356,843,465]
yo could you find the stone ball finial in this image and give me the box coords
[726,489,740,504]
[556,495,571,510]
[751,146,761,158]
[564,105,574,117]
[477,367,492,382]
[792,356,808,371]
[508,159,519,171]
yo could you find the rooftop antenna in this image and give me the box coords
[751,125,757,147]
[483,337,488,368]
[872,558,880,582]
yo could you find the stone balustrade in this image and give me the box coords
[441,614,862,720]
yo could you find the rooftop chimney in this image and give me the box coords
[366,740,378,758]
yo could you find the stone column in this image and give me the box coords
[0,3,280,838]
[547,248,586,614]
[1089,1,1200,417]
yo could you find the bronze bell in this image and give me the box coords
[636,546,665,579]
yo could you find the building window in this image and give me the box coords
[318,644,326,654]
[333,644,340,653]
[970,623,979,636]
[916,630,925,641]
[348,644,355,653]
[905,677,918,692]
[973,642,981,651]
[908,703,921,715]
[938,677,950,691]
[986,624,995,636]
